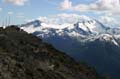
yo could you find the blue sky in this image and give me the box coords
[0,0,120,25]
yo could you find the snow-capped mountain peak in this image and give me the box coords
[73,19,107,35]
[94,34,119,46]
[20,19,120,47]
[21,18,108,35]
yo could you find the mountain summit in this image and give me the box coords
[21,19,109,35]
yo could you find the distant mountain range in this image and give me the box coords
[20,19,120,79]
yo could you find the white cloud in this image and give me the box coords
[38,13,91,24]
[59,0,120,15]
[100,16,117,23]
[60,0,72,10]
[28,13,119,28]
[99,15,120,27]
[3,0,28,6]
[38,16,48,23]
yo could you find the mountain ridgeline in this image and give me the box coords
[20,19,120,79]
[0,25,108,79]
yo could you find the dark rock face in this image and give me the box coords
[0,25,107,79]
